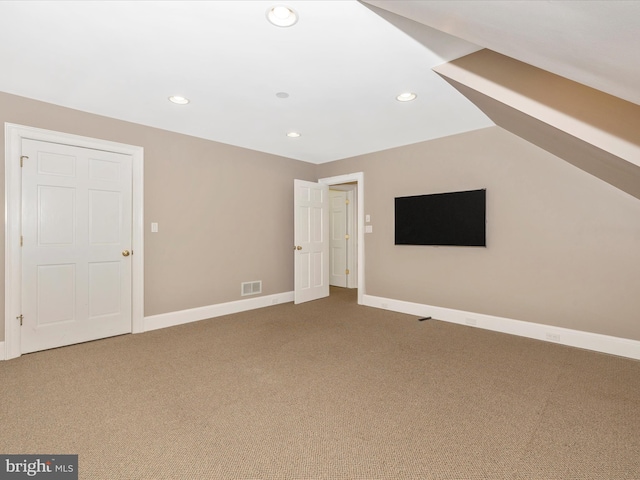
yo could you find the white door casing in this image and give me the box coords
[21,139,132,354]
[329,189,348,288]
[294,179,329,304]
[4,123,144,360]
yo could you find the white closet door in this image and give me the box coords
[21,139,133,354]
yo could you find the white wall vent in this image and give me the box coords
[241,281,262,296]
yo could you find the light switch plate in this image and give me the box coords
[151,222,158,233]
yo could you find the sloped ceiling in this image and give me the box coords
[435,51,640,200]
[362,1,640,106]
[364,1,640,199]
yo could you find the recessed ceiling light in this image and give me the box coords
[286,131,301,138]
[169,96,190,105]
[396,92,417,102]
[267,5,298,27]
[276,92,290,99]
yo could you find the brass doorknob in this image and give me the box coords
[122,250,130,257]
[296,246,302,250]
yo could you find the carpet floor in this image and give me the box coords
[1,287,639,479]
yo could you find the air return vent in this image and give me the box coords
[241,281,262,297]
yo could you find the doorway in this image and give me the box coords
[329,184,357,289]
[319,172,364,305]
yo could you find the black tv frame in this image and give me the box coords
[394,189,486,247]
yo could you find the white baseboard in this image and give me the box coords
[0,341,5,361]
[363,294,640,361]
[144,291,294,332]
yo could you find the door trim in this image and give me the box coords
[4,123,144,360]
[319,172,364,305]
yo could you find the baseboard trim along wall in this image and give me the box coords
[5,294,634,361]
[363,294,640,361]
[144,291,294,332]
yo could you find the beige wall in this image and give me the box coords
[3,92,639,345]
[0,92,317,340]
[318,126,640,341]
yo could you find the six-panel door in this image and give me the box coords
[294,179,329,304]
[21,139,133,354]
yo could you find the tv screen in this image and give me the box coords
[395,189,486,246]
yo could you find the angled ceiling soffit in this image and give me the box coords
[433,50,640,200]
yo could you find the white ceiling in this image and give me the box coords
[0,1,636,164]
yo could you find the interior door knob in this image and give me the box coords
[122,250,130,257]
[296,246,302,250]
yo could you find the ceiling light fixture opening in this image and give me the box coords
[267,5,298,27]
[169,95,190,105]
[396,92,417,102]
[286,131,301,138]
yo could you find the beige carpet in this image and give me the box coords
[1,287,639,479]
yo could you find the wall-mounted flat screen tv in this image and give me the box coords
[395,189,486,246]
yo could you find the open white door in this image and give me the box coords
[294,179,329,304]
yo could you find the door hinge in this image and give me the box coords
[345,199,350,205]
[20,155,28,167]
[345,234,350,240]
[20,236,23,247]
[345,269,350,275]
[16,314,23,326]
